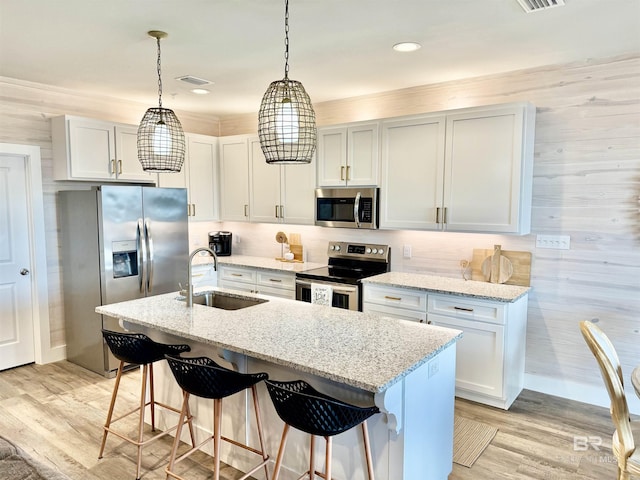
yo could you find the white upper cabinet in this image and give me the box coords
[249,137,315,225]
[442,104,534,233]
[380,114,446,230]
[380,102,535,234]
[158,133,218,221]
[219,135,250,222]
[316,121,379,187]
[52,115,155,183]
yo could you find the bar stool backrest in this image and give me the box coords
[265,379,379,437]
[165,355,268,399]
[101,329,190,365]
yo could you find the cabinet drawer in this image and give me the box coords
[257,284,296,300]
[256,271,295,290]
[363,285,427,312]
[428,294,505,325]
[363,302,429,324]
[219,266,256,285]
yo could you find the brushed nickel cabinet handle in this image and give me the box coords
[231,273,243,277]
[280,204,284,219]
[384,295,402,301]
[436,207,440,224]
[191,204,196,217]
[443,207,447,224]
[244,204,249,217]
[346,165,351,181]
[275,205,279,218]
[269,278,283,283]
[454,306,474,312]
[118,159,122,175]
[340,166,345,181]
[110,159,116,175]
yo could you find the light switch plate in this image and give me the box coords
[536,234,570,250]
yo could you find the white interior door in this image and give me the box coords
[0,154,35,370]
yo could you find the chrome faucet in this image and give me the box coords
[187,247,218,307]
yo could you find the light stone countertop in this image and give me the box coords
[363,272,530,302]
[193,254,325,273]
[96,289,461,393]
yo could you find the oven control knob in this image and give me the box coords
[329,245,335,250]
[379,249,385,255]
[371,248,378,254]
[366,247,372,254]
[335,245,341,251]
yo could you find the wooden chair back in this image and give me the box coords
[580,320,635,464]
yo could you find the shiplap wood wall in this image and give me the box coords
[1,52,638,406]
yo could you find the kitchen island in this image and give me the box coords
[97,288,461,480]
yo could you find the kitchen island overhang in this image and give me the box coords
[97,288,462,480]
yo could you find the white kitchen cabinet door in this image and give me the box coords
[442,103,535,234]
[114,125,155,182]
[159,134,218,221]
[316,127,347,186]
[316,122,379,187]
[380,114,446,230]
[187,134,218,221]
[281,161,315,225]
[53,116,115,180]
[249,137,282,224]
[219,136,250,222]
[430,314,505,399]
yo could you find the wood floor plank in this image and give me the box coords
[0,361,623,479]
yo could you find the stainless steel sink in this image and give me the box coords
[185,292,268,310]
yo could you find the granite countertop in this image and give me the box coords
[193,254,325,273]
[96,289,461,393]
[363,272,530,302]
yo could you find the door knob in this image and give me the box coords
[20,268,29,276]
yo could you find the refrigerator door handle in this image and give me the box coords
[137,218,146,293]
[145,218,154,293]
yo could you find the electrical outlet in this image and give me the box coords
[536,234,570,250]
[403,244,412,259]
[428,358,439,378]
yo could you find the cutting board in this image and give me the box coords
[471,247,532,287]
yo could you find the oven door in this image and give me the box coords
[295,279,359,311]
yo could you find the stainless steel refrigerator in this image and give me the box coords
[59,185,189,377]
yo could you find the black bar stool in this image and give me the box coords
[164,355,270,480]
[99,329,195,480]
[265,379,379,480]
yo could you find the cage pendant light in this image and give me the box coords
[137,31,185,172]
[258,0,316,164]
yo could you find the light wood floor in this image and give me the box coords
[0,361,620,479]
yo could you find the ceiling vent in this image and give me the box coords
[516,0,565,13]
[175,75,213,86]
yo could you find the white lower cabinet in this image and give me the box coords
[218,265,295,300]
[428,293,528,410]
[363,284,528,409]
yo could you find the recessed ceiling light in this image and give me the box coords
[191,88,210,95]
[393,42,422,53]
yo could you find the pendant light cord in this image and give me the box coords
[156,36,163,108]
[283,0,289,80]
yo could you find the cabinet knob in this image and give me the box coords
[20,268,30,276]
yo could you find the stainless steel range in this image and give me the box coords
[295,241,390,311]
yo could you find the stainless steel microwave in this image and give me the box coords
[315,187,379,229]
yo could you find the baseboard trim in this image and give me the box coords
[525,373,640,415]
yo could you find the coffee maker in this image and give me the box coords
[209,231,232,256]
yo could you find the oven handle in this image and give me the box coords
[354,191,361,228]
[295,279,358,295]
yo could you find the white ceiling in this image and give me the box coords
[1,0,639,118]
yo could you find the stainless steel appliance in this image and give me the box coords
[59,186,189,377]
[295,241,390,311]
[315,187,379,229]
[209,231,232,256]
